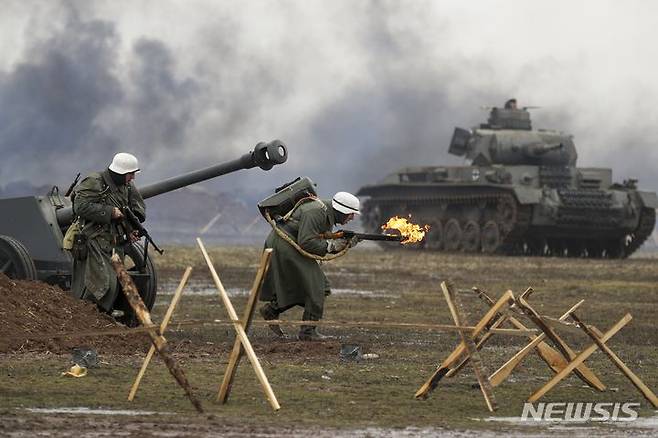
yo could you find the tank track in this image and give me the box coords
[361,191,532,255]
[362,193,655,258]
[622,207,656,258]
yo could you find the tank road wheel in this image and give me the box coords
[481,221,500,254]
[443,219,462,252]
[424,221,444,251]
[496,197,517,233]
[0,235,37,280]
[461,221,481,253]
[113,243,158,326]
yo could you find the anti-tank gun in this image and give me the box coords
[0,140,287,313]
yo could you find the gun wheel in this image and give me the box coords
[0,235,37,280]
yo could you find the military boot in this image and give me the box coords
[298,325,334,341]
[259,303,287,338]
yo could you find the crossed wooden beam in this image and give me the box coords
[127,241,280,411]
[416,281,658,411]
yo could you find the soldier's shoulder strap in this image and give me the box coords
[282,196,325,221]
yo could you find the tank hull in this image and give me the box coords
[357,165,656,258]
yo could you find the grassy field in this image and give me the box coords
[1,245,658,436]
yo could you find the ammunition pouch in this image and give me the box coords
[62,220,81,250]
[71,233,89,261]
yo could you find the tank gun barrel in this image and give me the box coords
[524,142,563,156]
[56,140,287,225]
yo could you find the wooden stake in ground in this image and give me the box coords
[217,249,272,403]
[442,281,497,412]
[128,267,193,401]
[570,313,658,408]
[527,313,632,403]
[415,289,514,400]
[110,254,203,413]
[196,238,280,411]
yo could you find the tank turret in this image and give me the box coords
[0,140,288,311]
[358,102,657,258]
[448,108,578,166]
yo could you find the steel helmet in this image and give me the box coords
[109,153,140,174]
[332,191,360,215]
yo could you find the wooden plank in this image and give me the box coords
[516,295,606,391]
[442,281,497,412]
[474,287,570,380]
[445,314,508,378]
[111,255,203,413]
[528,313,632,402]
[217,249,273,403]
[414,289,514,399]
[197,238,280,411]
[488,300,583,387]
[571,313,658,408]
[128,267,192,401]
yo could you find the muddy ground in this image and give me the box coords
[1,245,657,437]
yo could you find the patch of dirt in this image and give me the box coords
[0,274,147,354]
[259,339,341,357]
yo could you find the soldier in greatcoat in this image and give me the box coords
[259,191,360,341]
[69,153,145,315]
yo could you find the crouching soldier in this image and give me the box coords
[259,191,360,341]
[68,153,145,316]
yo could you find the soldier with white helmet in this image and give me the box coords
[259,190,360,341]
[68,152,146,322]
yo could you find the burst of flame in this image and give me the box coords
[381,216,430,244]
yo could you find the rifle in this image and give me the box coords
[120,206,164,271]
[319,230,403,242]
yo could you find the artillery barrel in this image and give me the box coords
[56,140,287,225]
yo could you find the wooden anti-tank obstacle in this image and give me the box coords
[110,254,204,413]
[128,267,193,401]
[196,239,280,411]
[416,280,658,411]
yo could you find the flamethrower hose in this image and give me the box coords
[264,208,350,261]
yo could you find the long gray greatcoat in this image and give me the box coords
[70,170,145,312]
[260,199,336,320]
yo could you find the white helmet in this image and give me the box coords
[109,153,140,174]
[332,191,360,215]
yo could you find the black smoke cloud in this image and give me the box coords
[0,4,202,189]
[1,1,657,202]
[0,6,122,184]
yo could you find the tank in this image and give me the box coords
[0,140,287,311]
[357,105,657,258]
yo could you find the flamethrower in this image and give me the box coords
[319,230,403,242]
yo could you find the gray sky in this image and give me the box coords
[1,0,658,199]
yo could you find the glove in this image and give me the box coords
[326,238,349,253]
